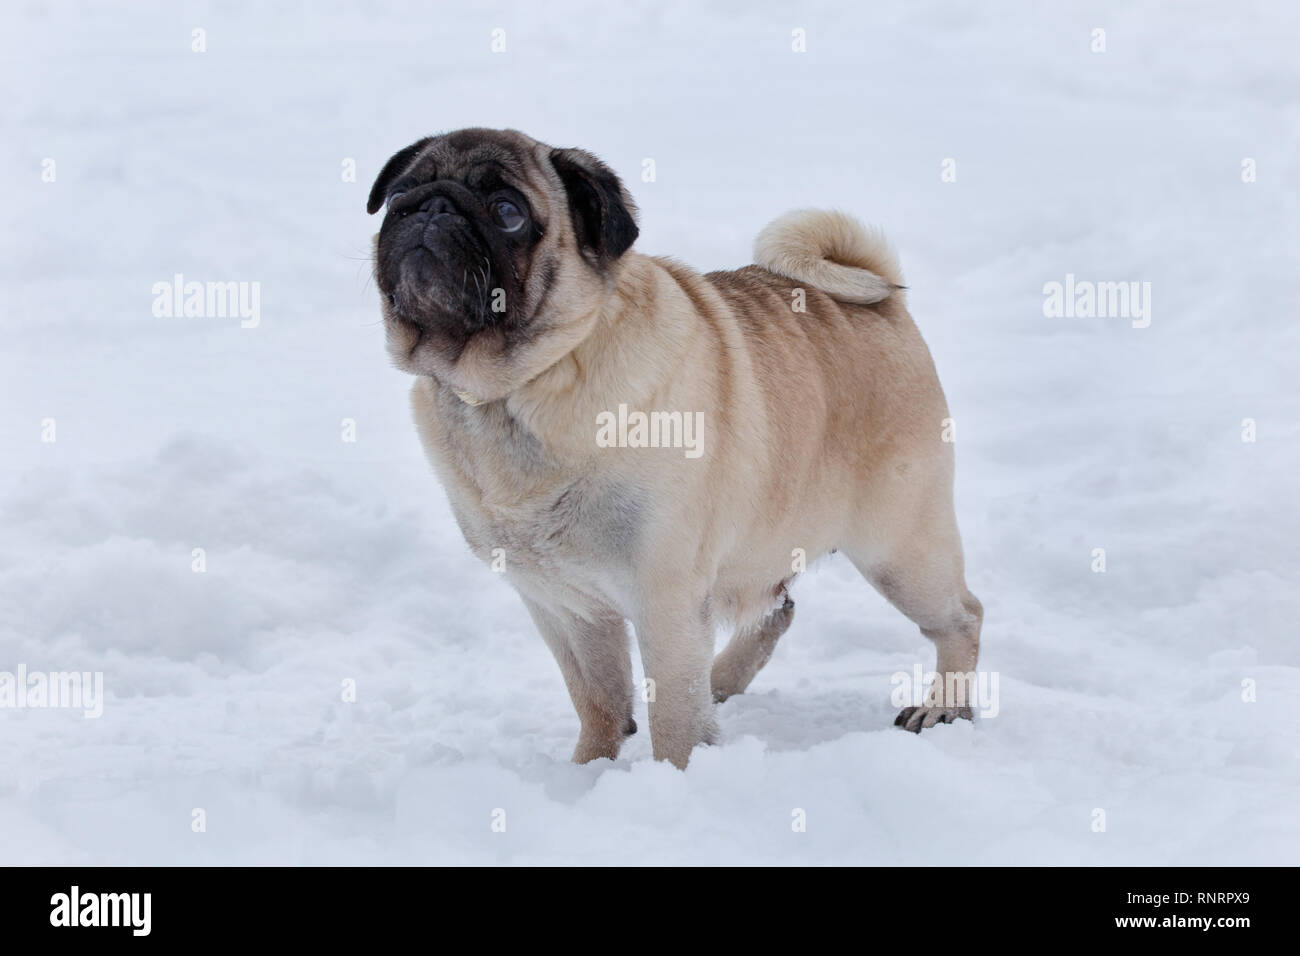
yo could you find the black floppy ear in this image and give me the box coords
[367,137,432,214]
[550,148,639,262]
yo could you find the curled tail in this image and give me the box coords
[753,209,903,305]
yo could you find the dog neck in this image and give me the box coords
[502,253,701,447]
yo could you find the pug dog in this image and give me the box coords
[368,128,982,768]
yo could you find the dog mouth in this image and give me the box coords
[381,218,497,335]
[382,257,487,373]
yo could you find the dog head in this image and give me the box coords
[368,128,639,401]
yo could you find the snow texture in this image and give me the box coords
[1,1,1297,864]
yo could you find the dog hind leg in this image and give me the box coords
[710,596,795,702]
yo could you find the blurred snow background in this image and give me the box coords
[1,0,1297,864]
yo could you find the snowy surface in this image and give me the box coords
[2,1,1298,864]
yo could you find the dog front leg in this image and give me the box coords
[521,597,636,763]
[634,598,718,769]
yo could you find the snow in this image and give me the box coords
[2,0,1298,864]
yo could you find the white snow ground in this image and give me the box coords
[1,1,1298,865]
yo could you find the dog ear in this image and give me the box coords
[367,138,432,215]
[550,148,639,262]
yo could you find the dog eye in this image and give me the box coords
[490,199,526,232]
[386,178,417,206]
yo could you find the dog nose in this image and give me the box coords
[419,195,457,217]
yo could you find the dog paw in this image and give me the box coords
[893,705,973,733]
